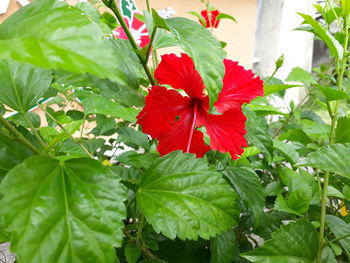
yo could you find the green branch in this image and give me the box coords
[0,115,44,155]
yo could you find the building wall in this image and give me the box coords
[0,0,258,68]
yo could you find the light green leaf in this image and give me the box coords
[342,0,350,15]
[316,85,348,101]
[297,144,350,179]
[298,13,343,60]
[326,215,350,254]
[287,187,312,214]
[328,186,344,199]
[0,60,52,113]
[322,246,337,263]
[0,156,126,263]
[216,13,237,23]
[285,67,316,84]
[83,95,139,123]
[275,194,303,216]
[188,11,206,25]
[166,17,225,107]
[223,167,265,226]
[242,220,319,263]
[136,151,239,240]
[336,117,350,143]
[264,84,301,96]
[210,230,236,263]
[0,0,136,86]
[248,104,287,117]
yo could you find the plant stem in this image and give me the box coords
[316,16,349,263]
[144,27,158,65]
[108,0,156,86]
[327,233,350,245]
[0,115,44,155]
[38,104,94,158]
[136,215,146,244]
[22,114,47,150]
[145,0,151,12]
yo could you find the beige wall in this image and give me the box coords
[0,0,257,67]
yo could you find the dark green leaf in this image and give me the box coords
[242,220,319,263]
[117,151,158,170]
[273,139,300,164]
[322,246,337,263]
[0,156,126,263]
[116,127,150,150]
[223,167,265,226]
[326,215,350,254]
[0,133,32,179]
[297,144,350,179]
[248,105,287,117]
[298,13,343,59]
[210,230,236,263]
[166,17,225,107]
[125,243,141,263]
[0,60,52,113]
[152,8,170,30]
[336,117,350,143]
[83,95,139,123]
[285,67,316,84]
[137,151,239,240]
[188,11,206,25]
[243,107,273,163]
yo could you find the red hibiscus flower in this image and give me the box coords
[136,53,264,159]
[113,12,150,48]
[200,9,220,28]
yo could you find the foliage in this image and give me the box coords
[0,0,350,262]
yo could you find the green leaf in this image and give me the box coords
[116,127,150,150]
[0,0,135,86]
[0,133,32,179]
[223,167,265,226]
[136,151,239,240]
[0,156,126,263]
[243,107,273,163]
[297,144,350,179]
[125,243,142,263]
[248,104,287,117]
[285,67,316,84]
[210,230,236,263]
[322,246,337,263]
[117,151,158,170]
[298,13,343,60]
[188,11,206,25]
[0,60,52,113]
[216,13,237,23]
[83,95,139,123]
[316,85,348,101]
[336,117,350,143]
[287,187,312,213]
[166,17,225,107]
[326,215,350,254]
[342,0,350,15]
[242,220,319,263]
[264,84,301,96]
[273,139,300,164]
[152,8,170,30]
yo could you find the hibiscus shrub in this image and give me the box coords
[0,0,350,262]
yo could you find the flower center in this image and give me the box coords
[186,100,198,153]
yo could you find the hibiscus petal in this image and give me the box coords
[203,108,248,159]
[215,60,264,113]
[136,86,191,139]
[154,53,206,99]
[157,108,210,157]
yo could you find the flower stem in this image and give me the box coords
[145,0,151,12]
[0,115,44,155]
[22,113,47,150]
[186,102,198,153]
[108,0,156,86]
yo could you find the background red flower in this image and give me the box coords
[200,9,220,28]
